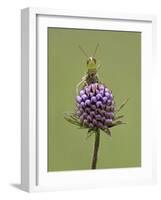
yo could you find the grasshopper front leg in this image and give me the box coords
[76,74,87,95]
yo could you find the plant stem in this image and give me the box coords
[91,129,100,169]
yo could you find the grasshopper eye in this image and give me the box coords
[87,57,96,65]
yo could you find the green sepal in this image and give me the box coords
[116,99,129,113]
[109,120,126,128]
[114,115,124,120]
[101,127,112,137]
[88,128,94,133]
[86,129,95,139]
[77,126,89,130]
[64,112,82,127]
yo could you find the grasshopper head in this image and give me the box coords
[87,57,96,70]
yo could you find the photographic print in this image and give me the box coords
[21,9,155,191]
[47,27,141,172]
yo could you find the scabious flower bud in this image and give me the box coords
[80,90,85,96]
[85,99,91,106]
[76,96,82,103]
[105,118,113,125]
[96,93,102,100]
[96,101,102,108]
[76,83,115,129]
[102,97,107,103]
[82,94,87,101]
[91,96,97,103]
[80,101,85,108]
[105,92,110,98]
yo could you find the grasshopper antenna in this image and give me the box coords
[78,45,88,58]
[93,43,99,57]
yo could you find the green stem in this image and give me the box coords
[91,129,100,169]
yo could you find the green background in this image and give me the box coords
[48,28,141,171]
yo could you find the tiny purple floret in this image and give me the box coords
[91,96,97,103]
[96,93,102,100]
[76,96,82,103]
[102,96,107,103]
[82,94,87,101]
[85,99,91,106]
[96,101,102,108]
[80,90,85,96]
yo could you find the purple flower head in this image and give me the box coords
[76,83,115,129]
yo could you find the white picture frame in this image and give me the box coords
[21,7,157,192]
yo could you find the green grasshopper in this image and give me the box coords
[76,44,101,94]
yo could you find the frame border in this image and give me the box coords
[21,7,157,192]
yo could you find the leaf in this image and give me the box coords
[114,115,124,120]
[86,131,94,139]
[64,112,82,128]
[64,112,79,120]
[64,116,80,126]
[86,133,93,139]
[86,128,101,139]
[88,128,94,133]
[101,127,112,137]
[77,126,88,130]
[116,99,129,113]
[109,120,126,128]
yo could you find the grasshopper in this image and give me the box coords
[76,44,101,94]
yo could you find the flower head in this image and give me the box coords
[76,83,115,130]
